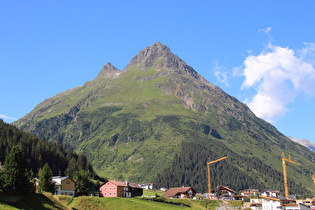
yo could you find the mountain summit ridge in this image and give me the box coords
[124,42,201,80]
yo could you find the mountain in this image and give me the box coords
[287,136,315,153]
[13,42,315,194]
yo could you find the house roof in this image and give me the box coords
[262,189,280,194]
[234,195,246,198]
[241,189,260,192]
[128,182,143,189]
[259,196,294,202]
[163,187,195,198]
[51,176,75,185]
[211,186,236,194]
[101,180,142,189]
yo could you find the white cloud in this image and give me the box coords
[0,114,17,121]
[213,60,229,86]
[258,27,273,42]
[298,42,315,65]
[258,27,272,34]
[241,43,315,122]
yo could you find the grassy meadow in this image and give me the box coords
[0,190,230,210]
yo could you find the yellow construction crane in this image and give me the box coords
[282,152,300,199]
[312,173,315,189]
[207,156,227,198]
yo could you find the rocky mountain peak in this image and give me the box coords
[124,42,201,80]
[96,62,121,79]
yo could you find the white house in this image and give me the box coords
[261,189,280,198]
[140,183,155,190]
[260,196,296,210]
[282,203,310,210]
[52,176,76,197]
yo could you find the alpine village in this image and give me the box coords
[1,42,315,210]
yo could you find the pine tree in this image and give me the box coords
[74,170,90,196]
[2,145,32,194]
[214,185,222,199]
[38,163,55,193]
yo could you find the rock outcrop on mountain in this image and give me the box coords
[13,42,315,194]
[287,136,315,153]
[96,62,121,79]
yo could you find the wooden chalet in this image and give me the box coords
[211,186,236,199]
[163,187,195,199]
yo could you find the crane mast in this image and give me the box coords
[207,156,227,198]
[282,152,300,199]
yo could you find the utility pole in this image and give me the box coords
[207,156,227,198]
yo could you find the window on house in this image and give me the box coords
[105,188,107,190]
[107,183,109,185]
[66,180,70,184]
[110,193,111,195]
[110,188,111,190]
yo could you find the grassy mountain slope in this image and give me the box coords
[13,42,315,195]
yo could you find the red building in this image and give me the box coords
[99,180,143,198]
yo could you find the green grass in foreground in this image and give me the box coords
[0,193,70,209]
[0,192,223,210]
[70,196,187,210]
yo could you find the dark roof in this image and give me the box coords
[211,186,236,194]
[128,182,143,189]
[163,187,195,197]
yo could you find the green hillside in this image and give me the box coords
[13,42,315,195]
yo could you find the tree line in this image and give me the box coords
[154,142,310,196]
[0,119,103,195]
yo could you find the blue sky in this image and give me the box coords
[1,1,315,143]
